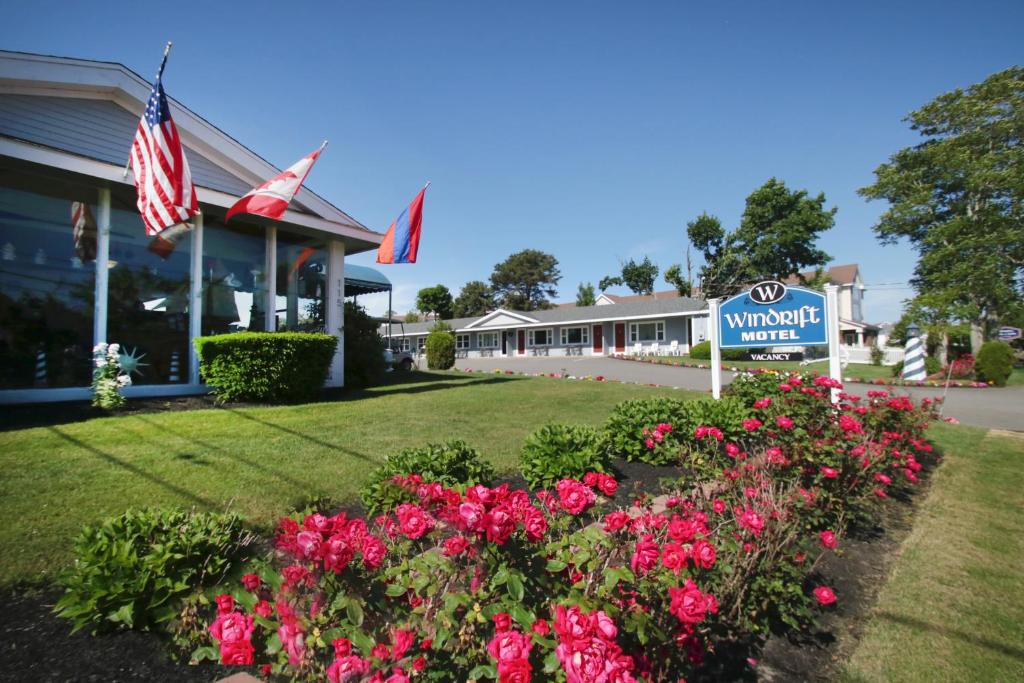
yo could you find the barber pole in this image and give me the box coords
[168,351,180,383]
[902,326,927,381]
[34,346,47,387]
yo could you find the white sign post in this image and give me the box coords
[824,284,842,402]
[708,298,722,399]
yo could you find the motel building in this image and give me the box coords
[0,50,385,404]
[385,297,710,359]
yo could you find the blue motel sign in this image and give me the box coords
[718,282,829,348]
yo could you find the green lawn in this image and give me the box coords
[0,372,693,586]
[842,423,1024,682]
[643,355,895,379]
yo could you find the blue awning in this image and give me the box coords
[345,264,391,296]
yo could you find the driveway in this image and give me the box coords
[454,356,1024,432]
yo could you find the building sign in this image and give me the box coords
[998,326,1021,341]
[744,351,803,362]
[718,282,828,348]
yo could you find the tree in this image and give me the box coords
[416,285,454,321]
[689,180,835,299]
[598,276,623,291]
[601,257,659,295]
[664,244,695,297]
[404,311,421,323]
[489,249,561,311]
[859,67,1024,351]
[576,282,596,307]
[453,281,494,318]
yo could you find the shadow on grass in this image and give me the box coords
[47,426,217,510]
[875,610,1024,662]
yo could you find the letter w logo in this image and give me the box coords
[749,281,786,304]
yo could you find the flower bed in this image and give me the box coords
[172,372,942,682]
[612,355,992,388]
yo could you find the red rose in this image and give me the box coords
[814,586,837,605]
[493,612,512,632]
[669,579,717,625]
[412,657,427,672]
[556,479,595,515]
[443,535,470,556]
[361,535,388,570]
[333,637,352,657]
[327,655,370,683]
[209,612,254,644]
[254,600,273,618]
[742,418,762,432]
[690,539,716,569]
[392,628,415,660]
[775,415,795,429]
[531,618,550,636]
[522,507,548,542]
[553,604,594,650]
[487,630,532,663]
[497,657,532,683]
[296,530,322,560]
[661,542,688,575]
[241,573,261,592]
[395,503,434,539]
[486,504,517,545]
[458,501,487,533]
[214,594,235,615]
[712,499,726,514]
[583,472,600,487]
[597,474,618,497]
[820,466,839,479]
[603,511,630,532]
[630,535,660,575]
[819,530,838,549]
[219,638,254,665]
[371,643,391,660]
[737,508,765,536]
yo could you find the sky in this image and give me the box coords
[3,0,1022,322]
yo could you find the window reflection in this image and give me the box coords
[0,169,96,388]
[106,189,192,384]
[276,231,325,332]
[202,219,268,335]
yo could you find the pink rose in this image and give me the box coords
[214,594,235,615]
[493,612,512,632]
[690,539,716,569]
[819,530,838,549]
[240,573,261,592]
[553,605,594,650]
[296,530,322,560]
[775,415,795,430]
[522,507,548,542]
[660,542,688,575]
[603,510,630,532]
[395,503,434,539]
[531,618,550,636]
[278,622,305,665]
[597,474,618,497]
[593,611,618,640]
[497,658,532,683]
[556,479,595,515]
[327,655,370,683]
[630,535,660,575]
[669,579,717,625]
[209,612,254,644]
[443,535,470,556]
[742,418,762,432]
[391,628,415,660]
[820,466,839,479]
[712,499,726,514]
[487,630,532,663]
[254,600,273,618]
[486,504,517,545]
[814,586,837,605]
[737,508,765,536]
[361,535,387,570]
[458,501,487,533]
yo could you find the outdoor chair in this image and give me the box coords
[649,342,660,356]
[669,340,679,355]
[632,342,643,356]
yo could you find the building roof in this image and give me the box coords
[783,264,860,286]
[557,289,686,308]
[0,50,383,253]
[385,296,708,336]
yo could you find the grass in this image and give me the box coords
[842,423,1024,682]
[643,355,895,380]
[0,371,695,586]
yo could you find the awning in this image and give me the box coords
[345,264,391,296]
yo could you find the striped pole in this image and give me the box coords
[168,351,180,383]
[902,328,927,381]
[34,346,47,387]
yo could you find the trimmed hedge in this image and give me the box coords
[689,340,756,362]
[604,397,690,464]
[520,423,610,489]
[360,440,495,515]
[975,340,1014,386]
[194,332,337,403]
[426,324,456,370]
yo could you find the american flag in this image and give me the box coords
[129,53,198,235]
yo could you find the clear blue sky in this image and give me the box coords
[3,0,1022,322]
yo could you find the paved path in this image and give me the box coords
[455,356,1024,431]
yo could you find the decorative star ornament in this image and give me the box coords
[117,346,149,377]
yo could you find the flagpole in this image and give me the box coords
[122,41,174,180]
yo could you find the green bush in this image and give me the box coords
[360,440,495,515]
[194,332,337,403]
[870,343,884,366]
[425,324,456,370]
[604,397,690,464]
[55,509,251,634]
[975,340,1014,386]
[344,302,386,388]
[688,341,755,362]
[891,356,941,378]
[681,396,751,444]
[520,423,610,489]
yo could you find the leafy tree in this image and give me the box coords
[663,264,692,297]
[689,180,835,298]
[601,257,659,295]
[576,282,596,307]
[859,66,1024,351]
[404,310,421,323]
[489,249,561,311]
[452,280,494,318]
[416,285,454,321]
[598,276,623,291]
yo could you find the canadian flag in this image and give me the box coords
[226,143,325,222]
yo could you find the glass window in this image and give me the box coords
[276,231,326,332]
[201,219,267,336]
[529,328,552,346]
[630,321,665,342]
[560,326,589,345]
[0,167,97,388]
[417,337,426,352]
[456,334,470,350]
[400,337,410,352]
[479,332,499,348]
[106,189,192,385]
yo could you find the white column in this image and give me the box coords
[265,225,277,332]
[93,187,111,346]
[708,300,722,400]
[324,240,346,387]
[188,213,204,385]
[825,284,842,402]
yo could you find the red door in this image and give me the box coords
[517,330,525,355]
[593,325,603,354]
[614,323,625,353]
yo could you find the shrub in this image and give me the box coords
[425,323,456,370]
[688,341,756,362]
[870,343,884,366]
[947,353,975,379]
[690,340,711,359]
[344,301,386,388]
[975,340,1014,385]
[194,332,337,403]
[55,508,251,634]
[520,423,610,489]
[360,440,495,514]
[605,397,690,463]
